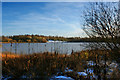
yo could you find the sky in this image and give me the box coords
[2,0,119,2]
[2,2,89,37]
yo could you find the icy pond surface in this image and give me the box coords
[2,42,88,54]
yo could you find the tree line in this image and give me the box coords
[1,35,68,43]
[1,34,119,43]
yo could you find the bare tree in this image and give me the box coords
[83,2,120,61]
[83,2,120,79]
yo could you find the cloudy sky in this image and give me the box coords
[2,2,90,37]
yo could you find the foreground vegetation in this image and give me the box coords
[2,50,120,80]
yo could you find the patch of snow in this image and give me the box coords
[84,68,98,79]
[77,72,87,76]
[48,40,64,43]
[109,62,118,68]
[85,68,94,74]
[21,75,27,78]
[51,76,74,80]
[87,61,96,66]
[47,40,55,43]
[2,76,12,80]
[65,67,73,72]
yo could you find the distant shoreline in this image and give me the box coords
[0,41,110,43]
[0,42,47,43]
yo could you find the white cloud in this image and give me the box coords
[65,23,87,37]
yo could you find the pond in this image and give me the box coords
[2,42,88,54]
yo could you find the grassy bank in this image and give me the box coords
[2,50,120,79]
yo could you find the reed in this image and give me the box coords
[2,50,120,79]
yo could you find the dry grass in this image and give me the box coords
[2,53,20,59]
[2,50,120,79]
[2,51,86,79]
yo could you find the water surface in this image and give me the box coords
[2,42,87,54]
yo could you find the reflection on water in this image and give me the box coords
[2,42,87,54]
